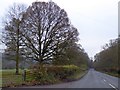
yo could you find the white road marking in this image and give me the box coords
[109,83,118,90]
[103,79,118,90]
[103,79,106,82]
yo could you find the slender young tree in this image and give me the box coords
[2,3,27,74]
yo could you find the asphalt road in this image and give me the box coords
[22,69,119,89]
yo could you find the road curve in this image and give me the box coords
[22,69,119,89]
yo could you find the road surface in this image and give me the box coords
[22,69,119,89]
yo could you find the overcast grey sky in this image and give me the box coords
[0,0,119,58]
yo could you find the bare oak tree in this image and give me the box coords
[21,1,79,64]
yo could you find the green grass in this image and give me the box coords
[1,69,25,87]
[96,70,120,78]
[0,69,2,87]
[104,72,120,78]
[0,78,2,87]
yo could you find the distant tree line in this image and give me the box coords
[1,52,33,69]
[1,1,89,74]
[94,38,119,74]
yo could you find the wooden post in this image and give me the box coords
[23,69,26,81]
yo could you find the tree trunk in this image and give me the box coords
[16,27,19,75]
[16,45,19,75]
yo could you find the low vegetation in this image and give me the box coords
[27,65,86,81]
[1,65,87,87]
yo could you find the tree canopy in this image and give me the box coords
[20,1,79,64]
[94,38,119,73]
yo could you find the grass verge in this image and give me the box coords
[96,70,120,78]
[64,70,88,82]
[1,68,88,87]
[104,72,120,78]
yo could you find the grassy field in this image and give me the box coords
[1,69,24,87]
[0,70,2,87]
